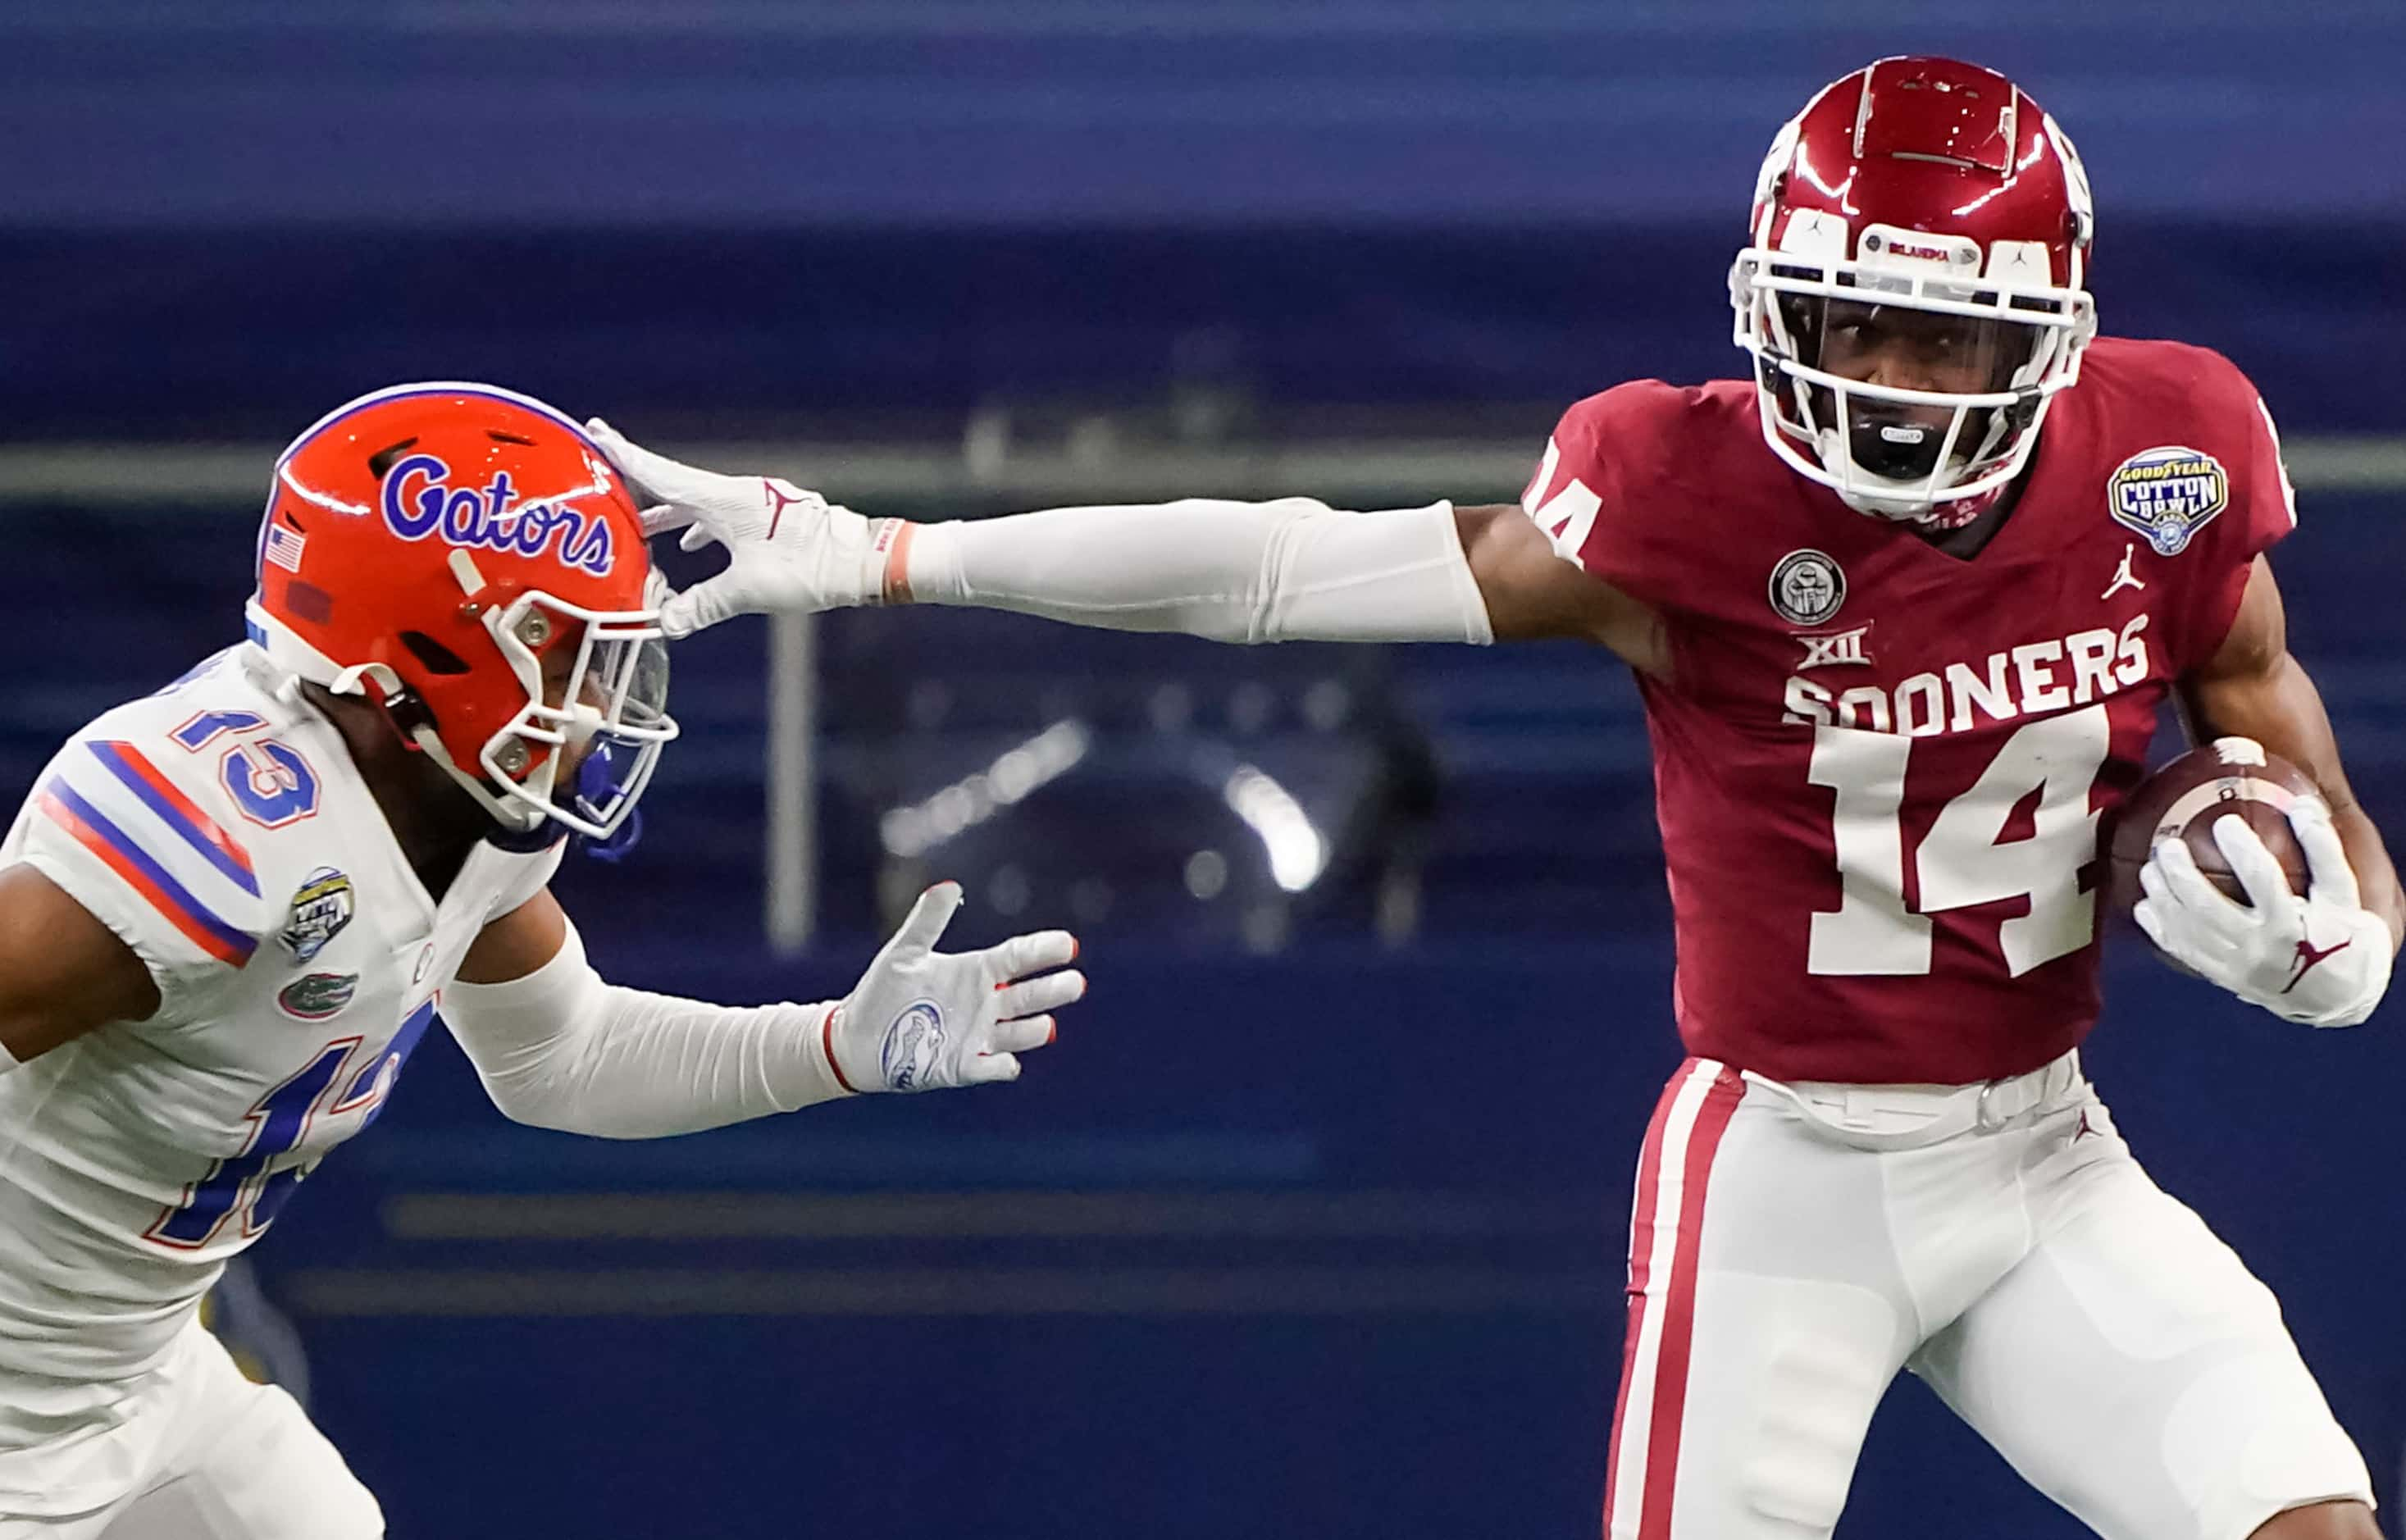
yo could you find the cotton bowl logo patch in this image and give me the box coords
[1768,549,1846,626]
[280,867,354,963]
[879,1000,946,1092]
[2108,445,2228,556]
[276,972,358,1022]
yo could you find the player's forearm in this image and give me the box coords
[444,921,850,1138]
[2331,803,2405,949]
[590,426,1493,643]
[891,497,1494,645]
[2183,655,2404,948]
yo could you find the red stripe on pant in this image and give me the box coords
[1600,1061,1685,1529]
[1601,1059,1745,1539]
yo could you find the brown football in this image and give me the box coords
[2105,738,2317,920]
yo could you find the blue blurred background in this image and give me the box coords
[6,2,2404,1535]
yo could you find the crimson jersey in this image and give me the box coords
[1524,338,2298,1083]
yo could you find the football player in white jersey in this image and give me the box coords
[0,383,1090,1538]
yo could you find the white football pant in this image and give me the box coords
[1606,1051,2369,1539]
[0,1321,379,1539]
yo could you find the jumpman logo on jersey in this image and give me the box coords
[763,480,810,540]
[2100,542,2147,600]
[2282,935,2353,995]
[2072,1109,2102,1142]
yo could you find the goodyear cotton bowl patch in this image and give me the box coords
[2107,445,2229,556]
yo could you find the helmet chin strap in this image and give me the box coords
[327,658,407,708]
[321,658,552,837]
[412,726,551,836]
[324,659,443,754]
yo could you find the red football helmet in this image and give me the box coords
[245,382,677,845]
[1730,57,2098,522]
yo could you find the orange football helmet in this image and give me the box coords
[245,382,677,846]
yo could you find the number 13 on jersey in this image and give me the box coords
[1808,704,2110,977]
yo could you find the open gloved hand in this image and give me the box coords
[825,882,1085,1091]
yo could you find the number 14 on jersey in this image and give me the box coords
[1809,704,2110,977]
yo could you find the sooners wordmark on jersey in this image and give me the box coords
[1779,614,2151,736]
[1522,338,2296,1085]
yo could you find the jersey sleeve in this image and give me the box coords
[2212,354,2299,562]
[2180,350,2302,671]
[10,736,278,1011]
[1520,383,1678,600]
[1520,398,1609,567]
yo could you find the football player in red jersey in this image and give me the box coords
[604,57,2397,1540]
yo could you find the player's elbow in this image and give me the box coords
[476,1071,599,1136]
[480,1081,572,1131]
[1179,495,1328,645]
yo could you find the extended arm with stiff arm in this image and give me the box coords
[584,421,1495,646]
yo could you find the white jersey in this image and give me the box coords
[0,645,559,1390]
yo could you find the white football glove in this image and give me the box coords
[586,419,895,639]
[827,882,1084,1092]
[2133,795,2392,1027]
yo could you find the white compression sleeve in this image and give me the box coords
[891,497,1494,645]
[443,919,851,1139]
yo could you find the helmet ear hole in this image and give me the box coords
[399,631,472,677]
